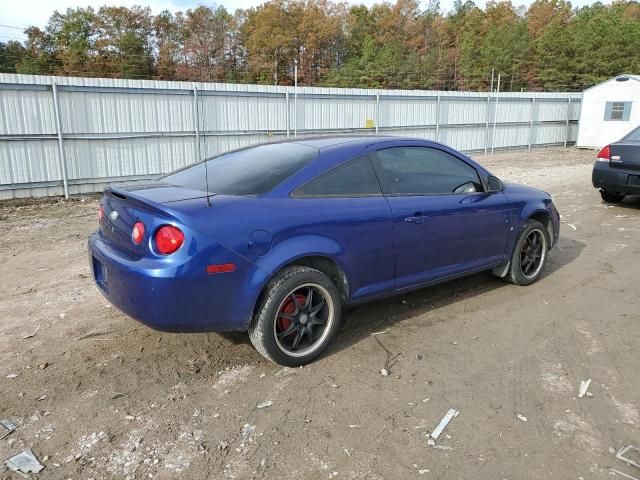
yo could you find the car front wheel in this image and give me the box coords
[503,219,549,286]
[249,265,342,366]
[600,189,625,203]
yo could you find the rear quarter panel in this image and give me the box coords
[198,195,396,312]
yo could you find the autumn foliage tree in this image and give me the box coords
[1,0,639,91]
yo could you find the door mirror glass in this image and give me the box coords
[486,175,503,193]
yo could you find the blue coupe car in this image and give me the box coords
[89,136,559,366]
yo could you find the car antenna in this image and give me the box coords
[204,158,211,207]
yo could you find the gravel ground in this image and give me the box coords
[1,147,639,480]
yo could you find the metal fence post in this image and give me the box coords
[286,91,290,139]
[435,94,441,142]
[294,72,298,138]
[192,86,202,162]
[564,97,571,148]
[491,73,501,154]
[485,94,490,155]
[375,93,380,134]
[51,81,69,199]
[529,97,535,151]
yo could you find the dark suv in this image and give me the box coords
[593,125,640,202]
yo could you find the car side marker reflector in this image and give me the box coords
[207,263,237,274]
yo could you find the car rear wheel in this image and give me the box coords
[503,219,549,286]
[600,189,625,203]
[249,265,341,366]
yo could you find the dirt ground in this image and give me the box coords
[1,147,639,480]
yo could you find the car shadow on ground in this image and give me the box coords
[217,236,585,362]
[329,235,585,358]
[610,194,640,210]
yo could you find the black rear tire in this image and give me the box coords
[600,189,625,203]
[249,265,341,367]
[503,219,549,286]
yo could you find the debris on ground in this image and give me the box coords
[428,408,460,444]
[6,374,17,379]
[432,445,453,451]
[578,378,592,398]
[256,400,273,409]
[616,445,640,469]
[241,424,256,438]
[516,414,528,422]
[4,448,45,474]
[609,468,639,480]
[374,336,399,377]
[371,329,390,336]
[419,468,430,474]
[38,362,49,370]
[0,419,16,440]
[20,324,40,339]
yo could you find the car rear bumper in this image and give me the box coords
[592,161,640,195]
[88,232,259,332]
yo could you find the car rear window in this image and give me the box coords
[161,143,318,195]
[622,126,640,142]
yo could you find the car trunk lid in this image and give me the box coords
[99,183,205,258]
[610,142,640,171]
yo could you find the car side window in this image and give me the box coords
[294,155,382,197]
[370,147,483,195]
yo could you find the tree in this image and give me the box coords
[95,6,154,79]
[153,10,183,80]
[0,41,28,73]
[46,7,98,76]
[178,6,236,82]
[241,0,299,84]
[8,0,640,91]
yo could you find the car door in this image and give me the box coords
[290,154,396,302]
[368,144,511,290]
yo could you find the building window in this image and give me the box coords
[604,101,632,121]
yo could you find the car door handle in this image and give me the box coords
[404,215,425,224]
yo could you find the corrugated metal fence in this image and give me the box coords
[0,74,582,199]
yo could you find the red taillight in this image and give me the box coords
[155,225,184,255]
[596,145,610,162]
[99,206,105,223]
[132,221,145,245]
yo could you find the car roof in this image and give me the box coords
[286,135,415,150]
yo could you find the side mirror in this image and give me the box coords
[486,175,504,193]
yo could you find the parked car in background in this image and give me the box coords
[593,125,640,202]
[88,137,560,366]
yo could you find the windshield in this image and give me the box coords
[161,143,318,195]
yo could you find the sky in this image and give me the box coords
[0,0,605,43]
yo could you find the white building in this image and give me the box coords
[577,74,640,148]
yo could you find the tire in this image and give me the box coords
[503,219,549,286]
[249,265,342,366]
[600,189,625,203]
